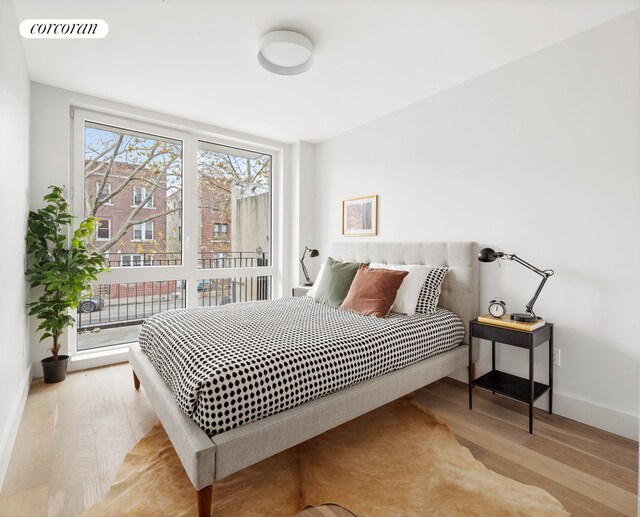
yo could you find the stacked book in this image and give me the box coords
[478,314,545,331]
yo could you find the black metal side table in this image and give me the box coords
[468,319,554,433]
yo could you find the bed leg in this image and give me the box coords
[197,485,213,517]
[133,370,140,390]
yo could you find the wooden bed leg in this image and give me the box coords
[197,485,213,517]
[133,370,140,390]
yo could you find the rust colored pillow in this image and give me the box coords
[340,264,409,318]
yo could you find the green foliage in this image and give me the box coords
[26,186,109,361]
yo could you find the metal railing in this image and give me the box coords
[198,252,269,269]
[104,253,181,267]
[199,276,272,307]
[102,251,269,269]
[78,280,187,331]
[77,275,272,351]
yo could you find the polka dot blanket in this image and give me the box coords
[139,296,464,436]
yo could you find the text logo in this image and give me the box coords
[20,19,108,39]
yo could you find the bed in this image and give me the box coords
[128,241,479,517]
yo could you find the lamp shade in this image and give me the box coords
[309,248,319,258]
[478,247,499,262]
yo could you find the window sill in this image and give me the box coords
[70,344,133,371]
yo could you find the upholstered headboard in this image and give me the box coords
[331,242,479,345]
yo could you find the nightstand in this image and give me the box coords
[468,319,554,433]
[292,286,311,297]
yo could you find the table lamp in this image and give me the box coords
[478,247,554,322]
[300,246,319,286]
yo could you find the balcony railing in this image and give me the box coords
[77,280,186,351]
[199,276,271,307]
[102,251,269,269]
[78,280,186,330]
[77,275,271,351]
[199,252,269,269]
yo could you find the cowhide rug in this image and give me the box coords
[83,399,569,516]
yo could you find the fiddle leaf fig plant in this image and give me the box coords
[26,186,109,361]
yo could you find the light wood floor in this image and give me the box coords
[0,363,637,516]
[415,379,638,517]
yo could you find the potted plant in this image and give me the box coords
[26,186,109,383]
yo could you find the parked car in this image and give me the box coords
[196,279,212,292]
[78,298,104,313]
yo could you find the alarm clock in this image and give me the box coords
[488,298,507,318]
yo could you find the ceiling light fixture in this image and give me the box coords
[258,30,313,75]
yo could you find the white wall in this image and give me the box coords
[0,0,32,490]
[29,83,291,375]
[290,142,317,288]
[314,11,640,439]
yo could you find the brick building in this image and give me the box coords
[197,176,233,258]
[88,161,236,267]
[88,161,173,266]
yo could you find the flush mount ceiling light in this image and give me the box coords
[258,30,313,75]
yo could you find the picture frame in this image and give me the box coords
[342,195,378,237]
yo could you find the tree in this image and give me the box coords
[197,149,271,222]
[84,126,272,260]
[84,126,182,255]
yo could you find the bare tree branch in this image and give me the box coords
[90,134,125,215]
[199,173,232,194]
[95,185,158,253]
[84,137,123,175]
[89,141,165,216]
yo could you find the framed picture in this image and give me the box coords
[342,195,378,237]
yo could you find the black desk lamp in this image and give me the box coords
[478,248,554,322]
[300,246,319,286]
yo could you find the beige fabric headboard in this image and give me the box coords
[331,242,479,345]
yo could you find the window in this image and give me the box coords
[75,111,277,355]
[213,223,228,240]
[199,276,271,306]
[96,219,111,240]
[133,222,154,241]
[133,186,154,208]
[120,254,153,267]
[198,142,272,268]
[77,280,185,351]
[83,121,182,267]
[96,182,112,204]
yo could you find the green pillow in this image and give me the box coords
[314,257,360,308]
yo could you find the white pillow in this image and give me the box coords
[306,262,326,298]
[369,263,431,316]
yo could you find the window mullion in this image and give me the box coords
[71,108,279,354]
[183,134,199,309]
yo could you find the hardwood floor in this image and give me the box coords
[415,379,638,517]
[0,364,637,516]
[0,364,157,517]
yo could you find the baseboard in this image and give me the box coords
[448,366,638,440]
[31,346,130,379]
[552,391,638,441]
[0,365,32,492]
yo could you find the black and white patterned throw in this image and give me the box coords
[139,296,463,436]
